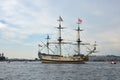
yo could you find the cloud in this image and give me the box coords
[0,23,7,28]
[0,0,57,46]
[0,0,120,58]
[93,26,120,55]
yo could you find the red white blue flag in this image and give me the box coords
[78,18,82,24]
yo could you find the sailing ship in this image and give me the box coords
[38,16,96,64]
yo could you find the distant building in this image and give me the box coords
[0,53,6,61]
[89,55,120,61]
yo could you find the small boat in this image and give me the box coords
[38,16,97,64]
[111,61,116,64]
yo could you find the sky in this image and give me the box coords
[0,0,120,59]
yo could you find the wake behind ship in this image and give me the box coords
[38,16,97,64]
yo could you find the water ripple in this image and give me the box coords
[0,62,120,80]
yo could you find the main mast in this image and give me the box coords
[57,16,63,56]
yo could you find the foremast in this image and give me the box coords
[76,18,83,55]
[75,18,96,57]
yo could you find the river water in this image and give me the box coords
[0,61,120,80]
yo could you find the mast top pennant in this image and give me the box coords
[58,16,63,22]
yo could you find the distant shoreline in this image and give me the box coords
[1,55,120,62]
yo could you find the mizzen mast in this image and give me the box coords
[46,35,50,54]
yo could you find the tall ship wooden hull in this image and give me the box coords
[38,16,96,64]
[38,52,89,64]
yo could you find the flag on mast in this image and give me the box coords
[58,16,63,21]
[78,18,82,24]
